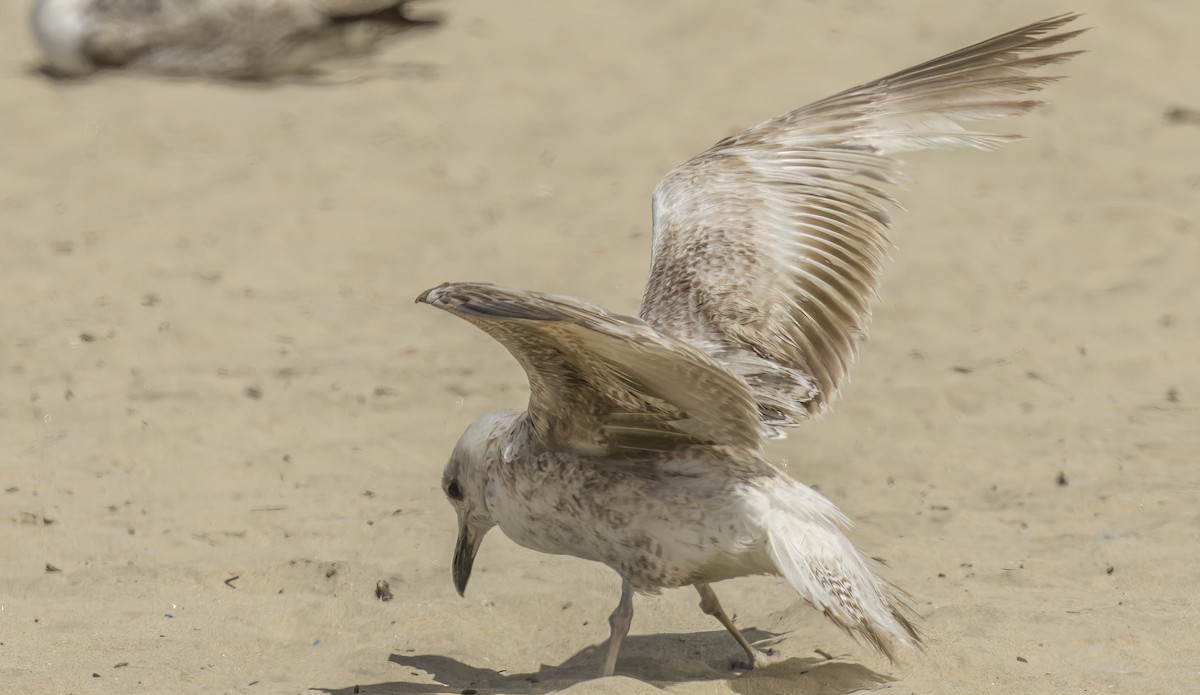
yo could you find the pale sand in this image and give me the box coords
[2,2,1197,694]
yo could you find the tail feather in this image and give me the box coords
[765,504,921,660]
[254,4,437,78]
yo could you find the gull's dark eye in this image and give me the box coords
[446,480,463,501]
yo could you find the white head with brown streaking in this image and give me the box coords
[420,14,1085,678]
[440,409,514,596]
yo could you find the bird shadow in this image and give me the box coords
[312,629,892,694]
[25,61,439,87]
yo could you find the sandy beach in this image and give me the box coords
[2,1,1198,693]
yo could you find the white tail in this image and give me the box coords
[764,490,920,660]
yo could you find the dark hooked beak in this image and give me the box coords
[452,521,482,597]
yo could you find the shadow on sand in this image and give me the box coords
[313,629,891,694]
[27,61,440,87]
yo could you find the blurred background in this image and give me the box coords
[2,1,1197,693]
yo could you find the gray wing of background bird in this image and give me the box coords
[78,1,321,76]
[417,282,764,454]
[77,0,432,77]
[639,14,1084,433]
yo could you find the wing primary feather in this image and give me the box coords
[639,14,1085,429]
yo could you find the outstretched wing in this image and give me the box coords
[639,14,1084,430]
[417,282,764,454]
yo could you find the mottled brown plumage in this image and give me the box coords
[419,14,1084,678]
[419,283,764,454]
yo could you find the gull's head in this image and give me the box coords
[30,0,95,77]
[443,410,518,597]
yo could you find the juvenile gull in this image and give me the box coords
[29,0,436,79]
[418,15,1083,676]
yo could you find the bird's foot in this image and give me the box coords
[730,647,781,673]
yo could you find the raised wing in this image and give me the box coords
[417,282,764,454]
[639,14,1084,430]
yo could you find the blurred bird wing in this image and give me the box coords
[639,13,1084,431]
[81,0,322,66]
[317,0,402,16]
[317,0,439,24]
[418,282,764,454]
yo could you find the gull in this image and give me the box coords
[29,0,436,79]
[418,14,1083,677]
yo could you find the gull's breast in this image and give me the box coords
[491,453,776,591]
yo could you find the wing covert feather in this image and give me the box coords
[417,282,764,454]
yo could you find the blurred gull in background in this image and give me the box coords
[30,0,437,79]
